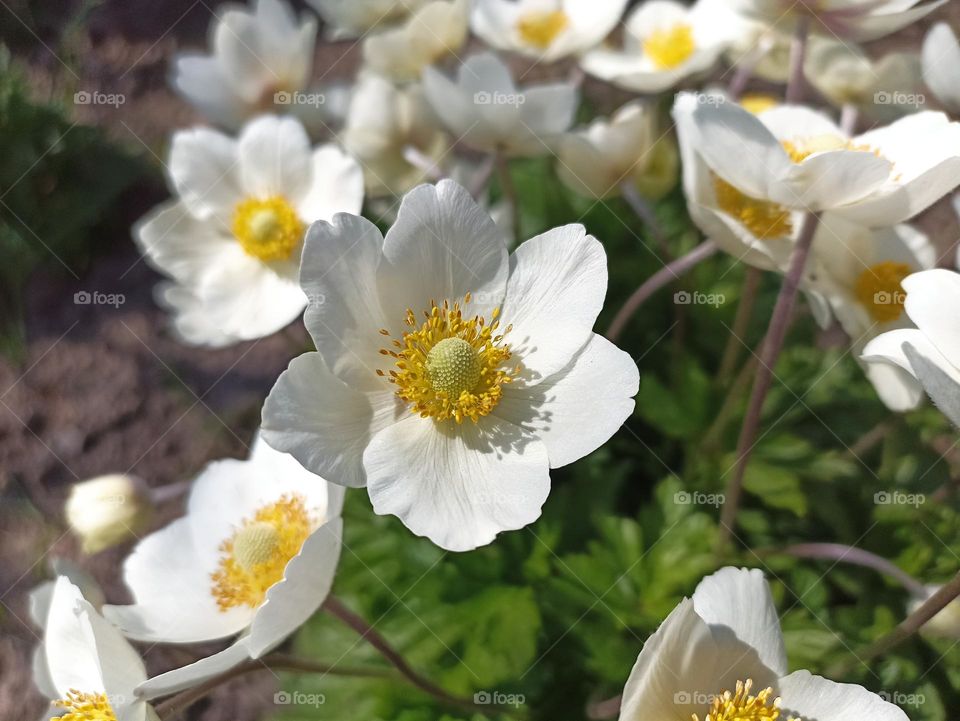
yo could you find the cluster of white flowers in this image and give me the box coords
[35,0,960,719]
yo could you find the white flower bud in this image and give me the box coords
[65,474,150,554]
[910,585,960,641]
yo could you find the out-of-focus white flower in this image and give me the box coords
[711,0,792,84]
[135,115,363,347]
[342,75,449,197]
[581,0,732,94]
[171,0,318,130]
[556,101,678,200]
[65,474,151,554]
[422,52,578,157]
[38,578,155,721]
[730,0,945,42]
[909,585,960,640]
[619,567,908,721]
[363,0,468,82]
[262,180,638,552]
[471,0,628,62]
[308,0,426,37]
[103,434,343,698]
[923,23,960,114]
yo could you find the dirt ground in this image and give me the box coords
[1,1,959,719]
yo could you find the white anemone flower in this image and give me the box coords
[102,434,344,697]
[422,52,578,157]
[39,577,155,721]
[307,0,426,37]
[673,92,960,228]
[729,0,945,42]
[135,115,363,347]
[923,23,960,114]
[171,0,318,130]
[619,566,907,721]
[470,0,628,62]
[261,180,638,552]
[581,0,733,94]
[363,0,469,83]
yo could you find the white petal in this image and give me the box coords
[170,55,248,129]
[83,598,148,707]
[864,358,924,411]
[137,641,253,700]
[363,415,550,551]
[861,328,940,380]
[778,671,908,721]
[296,144,364,221]
[519,84,578,138]
[782,149,892,211]
[237,115,313,203]
[213,8,275,101]
[168,127,242,221]
[249,431,346,518]
[903,268,960,363]
[923,23,960,113]
[44,578,105,696]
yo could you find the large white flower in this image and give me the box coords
[307,0,426,37]
[471,0,628,62]
[422,52,578,157]
[923,23,960,114]
[261,180,638,552]
[618,567,907,721]
[673,92,960,227]
[135,115,363,347]
[39,577,155,721]
[171,0,318,130]
[581,0,733,94]
[102,434,343,696]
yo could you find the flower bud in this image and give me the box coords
[65,474,151,554]
[909,585,960,641]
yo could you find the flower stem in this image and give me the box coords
[468,156,496,200]
[785,16,811,104]
[773,543,927,597]
[620,181,672,260]
[586,693,621,719]
[716,266,763,384]
[495,153,521,244]
[716,212,820,550]
[605,239,718,343]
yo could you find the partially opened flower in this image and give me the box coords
[262,180,638,551]
[422,52,578,157]
[171,0,317,129]
[581,0,732,94]
[308,0,425,37]
[103,434,343,695]
[39,577,155,721]
[363,0,468,82]
[135,115,363,347]
[923,23,960,114]
[618,567,907,721]
[471,0,628,62]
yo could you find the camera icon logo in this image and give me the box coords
[274,91,293,105]
[74,291,92,305]
[674,290,691,304]
[74,91,92,105]
[474,91,492,105]
[474,691,491,704]
[274,691,292,705]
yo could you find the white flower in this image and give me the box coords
[422,52,578,157]
[581,0,732,94]
[307,0,426,37]
[38,577,154,721]
[923,23,960,114]
[471,0,628,62]
[65,474,151,554]
[673,92,960,227]
[730,0,945,42]
[363,0,469,83]
[135,115,363,347]
[102,434,343,697]
[261,180,638,552]
[619,567,907,721]
[171,0,317,129]
[556,101,678,200]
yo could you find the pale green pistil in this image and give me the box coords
[425,337,482,397]
[232,521,281,571]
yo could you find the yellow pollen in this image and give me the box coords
[516,9,569,49]
[692,680,796,721]
[232,196,305,262]
[378,294,517,424]
[211,494,315,611]
[854,260,912,323]
[740,93,780,115]
[712,174,794,240]
[53,690,117,721]
[643,23,696,69]
[781,135,882,164]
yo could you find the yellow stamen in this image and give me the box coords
[643,24,696,69]
[781,135,882,164]
[232,195,305,262]
[516,9,569,49]
[378,294,517,424]
[712,174,793,240]
[692,679,796,721]
[854,261,912,323]
[211,494,315,611]
[53,690,117,721]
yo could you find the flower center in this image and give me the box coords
[740,93,780,115]
[693,680,794,721]
[643,24,696,69]
[712,174,794,240]
[377,294,517,424]
[54,690,117,721]
[211,494,315,611]
[232,196,305,262]
[516,9,569,49]
[854,260,911,323]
